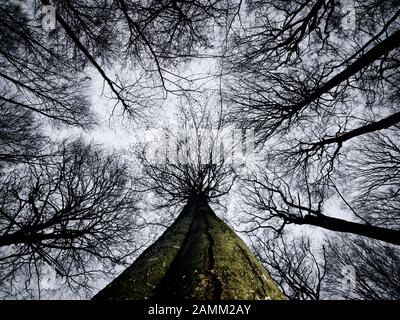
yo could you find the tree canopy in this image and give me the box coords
[1,0,399,299]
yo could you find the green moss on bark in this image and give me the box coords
[93,196,286,300]
[93,203,196,300]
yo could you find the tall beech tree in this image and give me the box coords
[0,0,240,298]
[94,109,285,300]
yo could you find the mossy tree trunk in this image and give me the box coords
[93,195,286,300]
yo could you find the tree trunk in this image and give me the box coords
[93,195,286,300]
[301,214,400,246]
[292,28,400,113]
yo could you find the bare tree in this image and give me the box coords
[221,0,400,246]
[0,1,94,127]
[348,126,400,229]
[0,139,142,298]
[239,164,400,245]
[1,0,240,126]
[0,0,245,299]
[93,105,285,301]
[0,102,45,165]
[251,231,327,300]
[37,0,240,116]
[325,234,400,300]
[135,102,246,210]
[250,230,400,300]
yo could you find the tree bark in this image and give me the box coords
[300,214,400,246]
[93,195,286,300]
[309,111,400,148]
